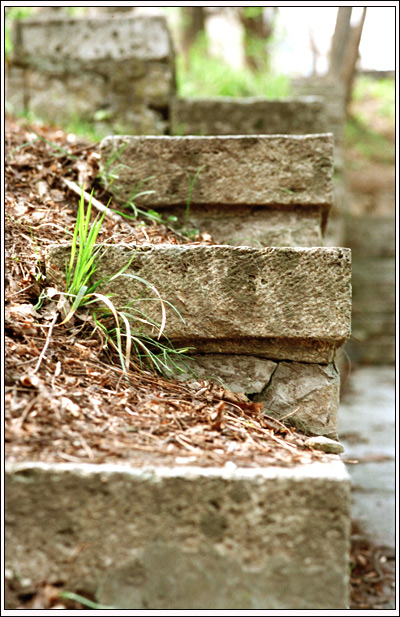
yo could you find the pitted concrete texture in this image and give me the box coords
[162,205,324,247]
[171,96,327,136]
[5,461,351,609]
[11,14,173,70]
[99,134,334,209]
[46,245,352,363]
[7,14,175,134]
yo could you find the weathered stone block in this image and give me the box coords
[7,13,175,135]
[170,96,327,136]
[255,361,340,439]
[12,14,173,72]
[14,69,107,123]
[171,354,278,394]
[168,355,340,438]
[291,78,346,147]
[46,244,352,363]
[99,134,334,210]
[5,460,351,609]
[164,206,323,247]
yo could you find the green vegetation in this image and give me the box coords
[352,76,395,121]
[345,75,395,166]
[38,189,191,376]
[97,145,167,225]
[59,591,115,610]
[176,38,290,99]
[345,117,395,166]
[4,7,33,59]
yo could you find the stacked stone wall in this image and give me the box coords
[6,12,175,135]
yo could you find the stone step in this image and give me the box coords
[99,134,334,247]
[5,460,351,610]
[46,245,351,364]
[46,244,350,438]
[170,96,328,136]
[7,13,174,135]
[11,13,172,71]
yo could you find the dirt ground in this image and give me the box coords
[4,114,396,610]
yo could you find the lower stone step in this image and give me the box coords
[5,460,351,610]
[46,245,351,364]
[46,244,351,438]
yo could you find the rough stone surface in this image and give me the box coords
[170,96,328,136]
[46,245,352,363]
[7,14,175,134]
[164,205,324,247]
[11,15,173,70]
[254,362,341,439]
[170,354,277,394]
[169,356,340,438]
[5,461,351,609]
[99,134,334,210]
[306,436,344,454]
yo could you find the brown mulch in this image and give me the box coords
[4,116,396,610]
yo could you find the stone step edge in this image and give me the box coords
[5,460,351,610]
[99,133,334,209]
[45,244,351,364]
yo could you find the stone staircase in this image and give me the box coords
[5,11,353,610]
[6,133,352,609]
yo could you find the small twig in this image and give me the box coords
[32,311,59,374]
[62,178,126,225]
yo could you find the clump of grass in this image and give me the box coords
[45,188,191,375]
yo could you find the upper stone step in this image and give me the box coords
[99,134,334,210]
[11,13,173,71]
[170,96,328,137]
[46,245,351,363]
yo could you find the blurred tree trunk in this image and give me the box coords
[181,7,206,67]
[329,7,352,81]
[239,7,277,71]
[341,8,367,107]
[329,7,367,111]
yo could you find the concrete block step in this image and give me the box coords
[46,245,351,364]
[11,13,172,71]
[170,96,328,137]
[5,460,351,610]
[99,134,334,247]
